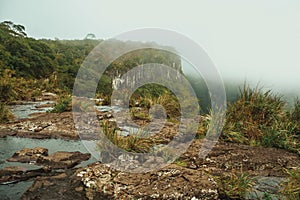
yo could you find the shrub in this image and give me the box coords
[0,102,14,123]
[221,85,300,155]
[224,85,286,140]
[98,121,155,154]
[50,94,72,113]
[132,91,181,120]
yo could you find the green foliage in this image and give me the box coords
[223,85,285,141]
[0,69,59,102]
[131,87,181,120]
[98,121,155,154]
[0,69,16,102]
[0,102,14,123]
[0,21,182,101]
[174,160,187,167]
[281,166,300,200]
[222,85,300,154]
[185,74,239,114]
[0,21,56,78]
[50,94,72,113]
[217,172,253,199]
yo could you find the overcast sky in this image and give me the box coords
[1,0,300,94]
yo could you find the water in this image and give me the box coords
[0,136,97,199]
[0,103,140,199]
[9,101,54,120]
[0,180,34,200]
[0,136,97,169]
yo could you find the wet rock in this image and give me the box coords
[0,112,79,140]
[7,147,48,163]
[41,92,57,101]
[37,151,91,169]
[246,176,286,200]
[35,103,54,109]
[0,166,51,184]
[7,147,91,169]
[22,169,88,200]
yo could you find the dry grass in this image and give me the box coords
[217,171,253,199]
[220,85,300,155]
[98,120,156,153]
[281,166,300,200]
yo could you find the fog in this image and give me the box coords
[1,0,300,95]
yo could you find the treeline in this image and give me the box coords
[0,21,182,101]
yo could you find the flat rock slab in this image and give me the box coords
[7,147,48,163]
[37,151,91,169]
[23,163,219,200]
[0,166,51,184]
[7,147,91,169]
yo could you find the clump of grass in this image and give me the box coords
[217,172,253,199]
[223,85,286,142]
[98,121,155,154]
[289,99,300,135]
[50,93,72,113]
[133,91,181,120]
[130,107,151,122]
[0,102,14,123]
[221,85,300,154]
[281,166,300,200]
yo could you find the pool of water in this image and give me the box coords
[0,136,97,199]
[9,101,54,120]
[0,103,142,199]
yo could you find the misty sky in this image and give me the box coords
[1,0,300,94]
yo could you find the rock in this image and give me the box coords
[22,169,88,200]
[35,103,54,109]
[75,163,219,199]
[246,176,287,200]
[37,151,91,169]
[7,147,48,163]
[75,186,84,192]
[0,166,50,184]
[41,92,57,101]
[7,147,91,169]
[0,112,79,140]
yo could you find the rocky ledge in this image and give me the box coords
[20,140,300,200]
[7,147,91,169]
[0,147,90,185]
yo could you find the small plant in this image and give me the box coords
[174,160,187,167]
[98,121,155,154]
[281,166,300,200]
[217,172,253,199]
[50,94,72,113]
